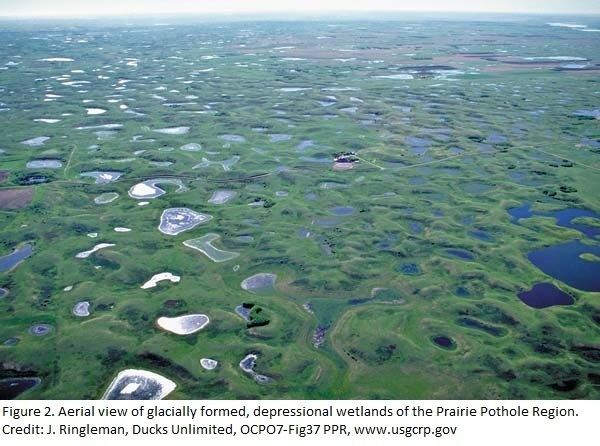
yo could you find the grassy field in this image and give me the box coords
[0,15,599,399]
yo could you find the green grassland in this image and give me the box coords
[0,16,599,399]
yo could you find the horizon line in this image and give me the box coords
[1,9,599,20]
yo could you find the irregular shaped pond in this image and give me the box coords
[241,273,276,293]
[508,204,600,238]
[0,244,33,272]
[157,314,209,335]
[129,178,187,199]
[528,240,600,291]
[183,234,240,262]
[72,301,90,317]
[102,369,176,400]
[200,358,218,370]
[75,243,115,259]
[518,283,574,309]
[158,208,212,235]
[141,272,180,289]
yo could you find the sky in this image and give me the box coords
[0,0,599,17]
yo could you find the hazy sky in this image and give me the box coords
[1,0,599,17]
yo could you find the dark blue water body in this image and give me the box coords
[0,378,40,399]
[0,244,33,272]
[518,283,574,309]
[527,240,600,292]
[552,208,600,238]
[507,203,600,238]
[432,336,456,350]
[0,288,8,299]
[446,249,475,260]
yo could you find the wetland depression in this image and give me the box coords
[0,244,33,272]
[527,241,600,292]
[0,15,599,400]
[518,283,574,309]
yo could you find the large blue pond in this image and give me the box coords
[527,241,600,292]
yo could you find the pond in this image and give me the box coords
[330,206,356,216]
[200,358,218,370]
[183,233,240,262]
[241,273,277,293]
[129,178,187,199]
[102,369,176,400]
[158,208,212,235]
[0,244,33,272]
[508,203,600,238]
[432,336,456,350]
[72,301,91,317]
[156,314,209,335]
[29,324,53,336]
[446,249,475,260]
[517,283,574,309]
[527,240,600,292]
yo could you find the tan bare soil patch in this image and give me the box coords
[0,187,34,209]
[0,171,8,184]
